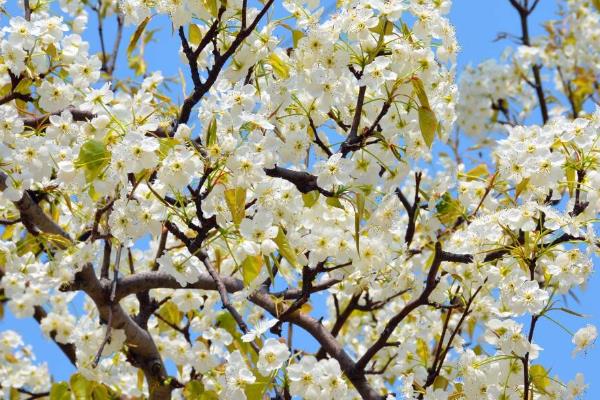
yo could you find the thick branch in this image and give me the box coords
[63,264,172,399]
[264,166,333,196]
[0,173,72,244]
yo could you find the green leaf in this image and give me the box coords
[565,165,576,197]
[461,163,489,181]
[556,307,587,318]
[70,373,91,399]
[241,255,262,285]
[418,106,437,148]
[268,53,290,79]
[157,302,182,332]
[273,227,299,267]
[205,118,217,147]
[245,375,272,400]
[302,190,319,207]
[292,30,304,48]
[127,17,150,57]
[202,0,218,16]
[435,192,464,226]
[49,382,71,400]
[91,384,110,400]
[158,137,179,158]
[74,140,110,182]
[416,338,429,364]
[433,376,449,390]
[369,16,393,35]
[326,196,345,210]
[189,24,202,46]
[593,0,600,11]
[530,364,550,394]
[411,77,430,108]
[224,187,247,226]
[184,380,219,399]
[354,191,365,255]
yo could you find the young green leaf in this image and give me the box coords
[241,255,262,285]
[411,77,430,108]
[127,17,151,57]
[224,187,247,226]
[74,140,110,182]
[418,106,437,148]
[273,227,299,267]
[189,24,202,46]
[354,191,365,254]
[49,382,71,400]
[302,190,320,207]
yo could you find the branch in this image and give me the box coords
[24,0,31,20]
[196,250,260,353]
[340,85,367,156]
[62,264,173,400]
[315,294,359,359]
[0,92,32,106]
[508,0,548,123]
[354,242,444,371]
[395,172,422,247]
[22,108,95,130]
[0,173,72,245]
[264,166,334,196]
[112,270,381,400]
[177,0,274,126]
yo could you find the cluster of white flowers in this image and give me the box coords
[0,331,50,397]
[287,356,348,399]
[457,59,536,136]
[0,0,596,399]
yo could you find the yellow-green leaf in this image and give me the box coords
[189,24,202,46]
[157,302,182,333]
[433,376,449,390]
[224,187,247,226]
[268,53,290,79]
[245,375,272,400]
[462,163,489,181]
[292,30,304,47]
[127,17,150,57]
[530,364,550,393]
[49,382,71,400]
[416,338,429,364]
[566,165,576,196]
[273,227,299,267]
[241,255,262,285]
[158,137,179,158]
[369,16,393,35]
[412,77,430,108]
[202,0,218,16]
[302,190,319,207]
[418,106,437,148]
[205,118,217,147]
[70,373,91,399]
[74,140,110,182]
[354,191,365,254]
[137,370,144,392]
[91,384,110,400]
[326,196,345,210]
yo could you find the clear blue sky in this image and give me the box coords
[1,0,598,397]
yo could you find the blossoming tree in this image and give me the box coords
[0,0,597,398]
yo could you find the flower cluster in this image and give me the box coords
[0,0,596,399]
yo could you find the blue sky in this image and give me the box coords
[1,0,598,397]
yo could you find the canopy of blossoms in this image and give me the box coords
[0,0,597,399]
